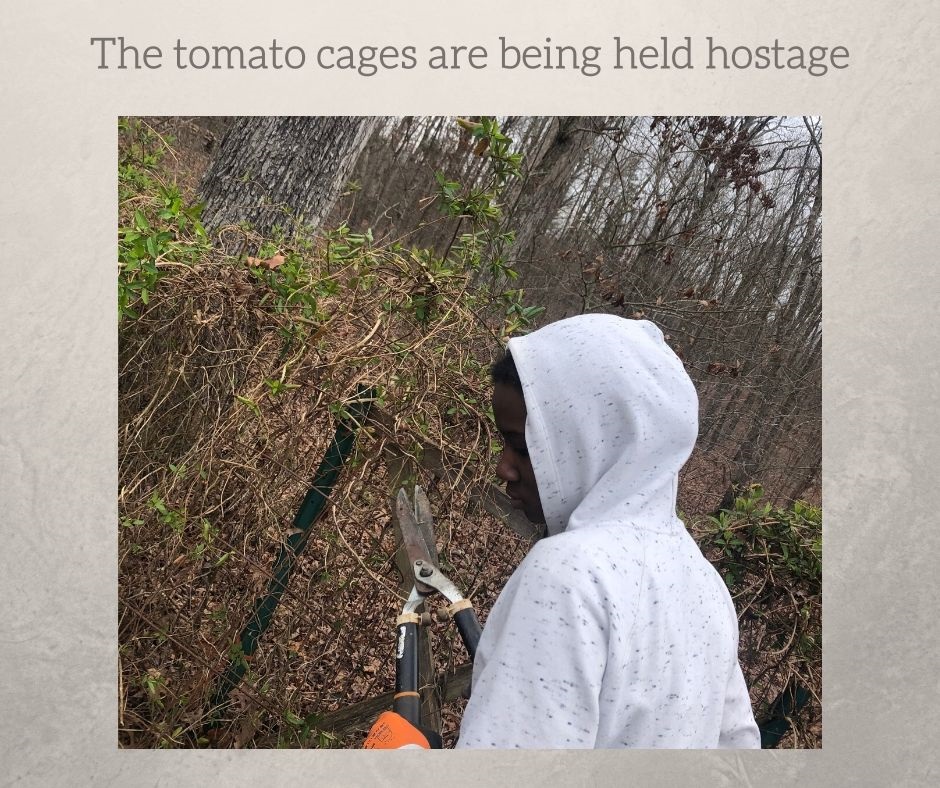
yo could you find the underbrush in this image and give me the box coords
[118,118,539,748]
[692,485,822,747]
[118,119,210,321]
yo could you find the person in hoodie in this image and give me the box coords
[366,314,760,749]
[453,314,760,749]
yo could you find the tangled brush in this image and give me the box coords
[118,122,539,748]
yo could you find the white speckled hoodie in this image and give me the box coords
[456,315,760,749]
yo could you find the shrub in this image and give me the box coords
[694,485,822,746]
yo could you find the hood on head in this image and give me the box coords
[506,314,698,536]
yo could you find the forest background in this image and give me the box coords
[118,115,822,749]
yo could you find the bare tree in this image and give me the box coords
[316,115,822,505]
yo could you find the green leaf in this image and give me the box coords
[236,395,262,418]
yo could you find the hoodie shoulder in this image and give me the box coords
[513,529,648,621]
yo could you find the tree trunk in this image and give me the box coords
[507,116,599,264]
[199,116,378,251]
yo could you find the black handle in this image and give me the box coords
[453,607,482,661]
[393,621,421,726]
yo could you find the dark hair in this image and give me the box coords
[490,349,522,392]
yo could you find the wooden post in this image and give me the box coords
[316,663,472,738]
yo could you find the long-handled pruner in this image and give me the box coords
[393,486,482,728]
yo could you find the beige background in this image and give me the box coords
[1,0,937,784]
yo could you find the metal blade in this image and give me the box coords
[395,487,436,594]
[413,486,435,543]
[410,560,465,604]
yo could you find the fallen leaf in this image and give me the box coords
[246,254,285,269]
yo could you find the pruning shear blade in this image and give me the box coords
[396,486,437,594]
